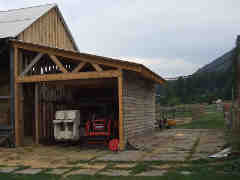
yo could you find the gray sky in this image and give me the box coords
[1,0,239,78]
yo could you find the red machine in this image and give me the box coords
[85,117,112,145]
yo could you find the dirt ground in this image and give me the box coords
[0,128,225,169]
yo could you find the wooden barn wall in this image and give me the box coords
[122,71,156,145]
[17,8,76,51]
[0,66,10,125]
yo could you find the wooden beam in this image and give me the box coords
[35,84,39,144]
[9,47,15,147]
[12,40,166,84]
[49,55,68,73]
[16,70,121,83]
[91,63,103,72]
[12,41,142,72]
[20,53,44,76]
[118,71,124,150]
[72,62,86,73]
[14,47,24,146]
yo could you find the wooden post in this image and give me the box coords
[9,46,15,146]
[35,83,39,144]
[118,70,124,150]
[14,46,24,146]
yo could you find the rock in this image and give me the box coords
[15,168,43,174]
[0,167,18,173]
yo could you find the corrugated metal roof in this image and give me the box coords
[0,4,56,38]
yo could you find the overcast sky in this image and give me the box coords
[1,0,239,78]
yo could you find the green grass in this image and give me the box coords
[177,111,225,129]
[175,111,192,118]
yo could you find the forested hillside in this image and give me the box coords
[157,49,236,106]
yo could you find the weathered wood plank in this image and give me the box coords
[17,7,77,51]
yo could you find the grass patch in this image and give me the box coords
[2,158,240,179]
[175,111,192,118]
[130,162,150,175]
[177,111,224,129]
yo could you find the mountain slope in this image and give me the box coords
[196,49,235,74]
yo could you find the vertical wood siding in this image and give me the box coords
[17,8,76,51]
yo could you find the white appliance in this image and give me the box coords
[53,110,80,141]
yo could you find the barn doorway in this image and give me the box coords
[28,78,119,147]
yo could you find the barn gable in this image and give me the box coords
[17,6,78,51]
[0,4,78,51]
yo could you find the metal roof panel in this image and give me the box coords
[0,4,56,38]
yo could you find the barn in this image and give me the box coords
[0,4,165,150]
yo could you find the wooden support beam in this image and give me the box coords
[12,40,166,84]
[16,70,121,83]
[91,63,103,72]
[118,71,124,150]
[20,53,44,76]
[12,41,142,72]
[49,55,68,73]
[72,62,86,73]
[14,47,24,146]
[35,84,39,144]
[9,47,15,147]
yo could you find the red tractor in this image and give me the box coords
[85,115,118,151]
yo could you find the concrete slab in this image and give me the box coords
[96,151,144,161]
[114,163,136,169]
[136,170,167,176]
[99,169,131,176]
[143,154,187,161]
[15,168,43,175]
[46,168,69,175]
[66,168,99,176]
[0,167,18,173]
